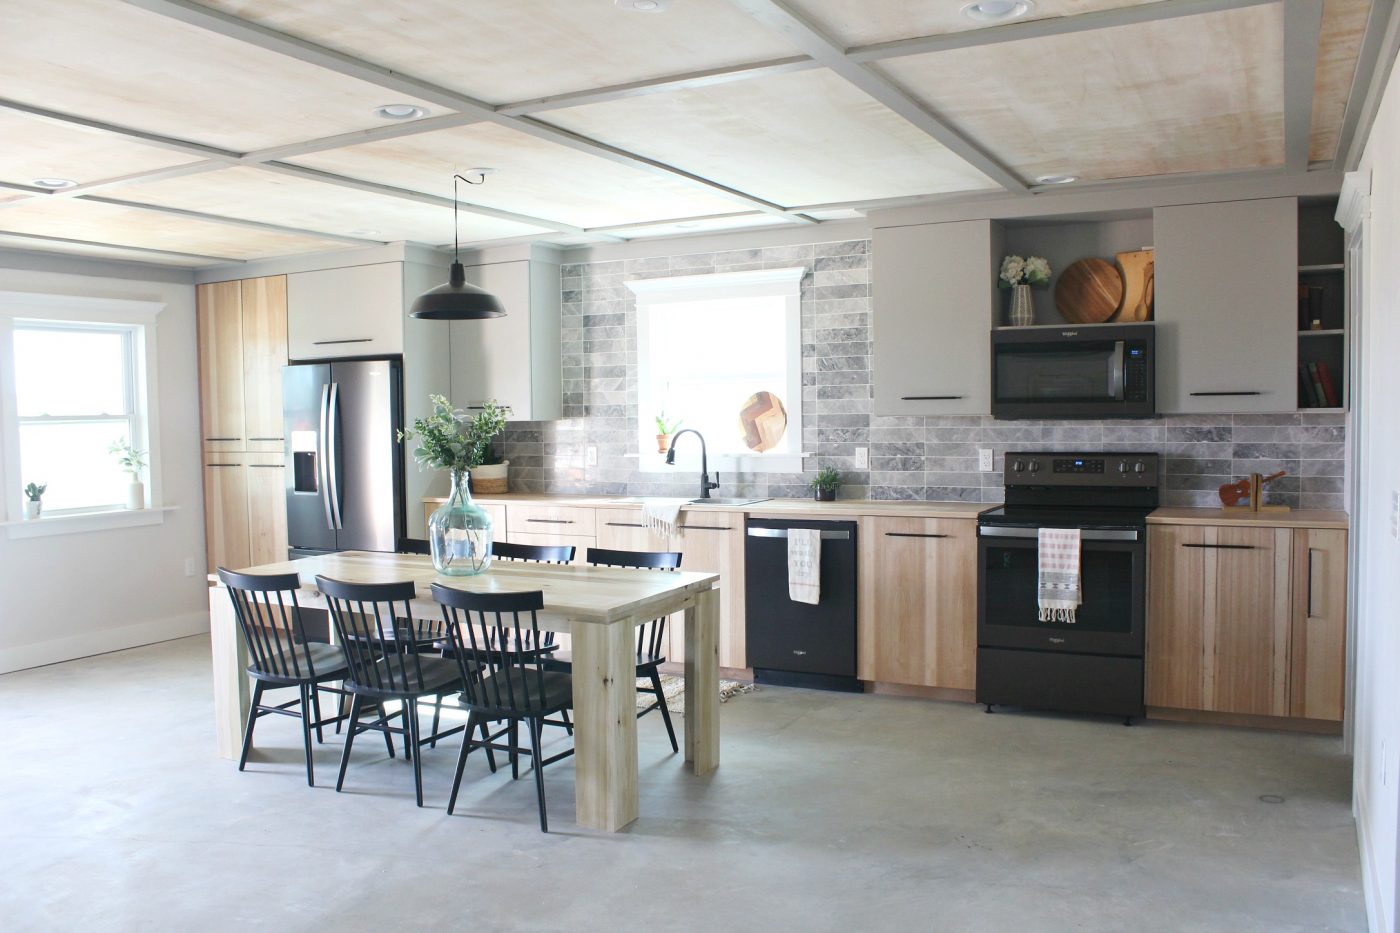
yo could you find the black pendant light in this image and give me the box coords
[409,172,507,320]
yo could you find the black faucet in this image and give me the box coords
[665,429,720,500]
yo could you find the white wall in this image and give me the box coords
[0,253,209,673]
[1351,54,1400,933]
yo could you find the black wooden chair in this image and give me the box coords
[217,568,350,787]
[544,548,683,753]
[491,541,575,564]
[317,575,467,807]
[434,585,575,832]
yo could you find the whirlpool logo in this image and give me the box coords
[1048,637,1066,644]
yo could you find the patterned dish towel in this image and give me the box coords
[641,499,688,538]
[787,528,821,605]
[1037,527,1082,623]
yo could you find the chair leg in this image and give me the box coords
[448,712,478,816]
[560,708,574,736]
[408,702,424,808]
[311,686,325,744]
[238,682,264,772]
[336,694,363,793]
[429,695,443,749]
[298,684,316,787]
[509,720,520,780]
[649,668,679,753]
[379,702,396,759]
[335,687,347,735]
[528,716,548,833]
[480,719,498,774]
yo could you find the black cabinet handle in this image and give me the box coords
[1189,391,1262,397]
[685,525,732,531]
[1181,543,1257,550]
[313,338,373,346]
[205,437,239,441]
[885,532,948,539]
[206,463,239,468]
[249,437,283,441]
[605,521,645,528]
[527,518,574,525]
[249,464,283,469]
[901,395,964,401]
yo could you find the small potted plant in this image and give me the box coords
[811,466,841,502]
[109,440,148,510]
[655,412,682,454]
[998,254,1052,327]
[23,482,46,519]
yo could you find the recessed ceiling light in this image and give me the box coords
[615,0,669,11]
[31,177,77,189]
[674,222,700,229]
[349,228,380,237]
[1035,173,1079,185]
[373,104,427,120]
[961,1,1034,22]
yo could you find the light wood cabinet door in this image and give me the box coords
[245,453,288,567]
[197,281,246,453]
[501,530,595,565]
[1154,198,1298,413]
[422,501,507,541]
[669,513,746,669]
[240,276,287,454]
[204,455,250,573]
[1291,528,1347,721]
[857,516,977,690]
[595,509,667,552]
[1147,524,1292,716]
[872,220,994,416]
[287,262,404,359]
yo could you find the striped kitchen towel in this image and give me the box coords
[1037,527,1082,623]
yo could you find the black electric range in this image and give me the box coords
[976,451,1160,723]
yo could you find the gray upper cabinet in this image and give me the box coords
[287,262,406,359]
[872,220,995,416]
[1154,198,1298,413]
[449,259,561,422]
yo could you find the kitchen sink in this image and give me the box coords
[690,497,770,506]
[605,495,770,506]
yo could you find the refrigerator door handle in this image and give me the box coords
[327,381,344,530]
[318,383,334,531]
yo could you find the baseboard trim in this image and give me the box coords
[1356,786,1390,933]
[1146,706,1343,735]
[0,611,209,674]
[865,682,977,703]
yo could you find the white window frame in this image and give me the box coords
[628,266,806,474]
[0,291,169,538]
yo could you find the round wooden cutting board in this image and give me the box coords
[1055,257,1123,324]
[738,391,787,452]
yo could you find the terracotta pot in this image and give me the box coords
[657,434,672,454]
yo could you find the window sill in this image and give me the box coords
[3,505,177,539]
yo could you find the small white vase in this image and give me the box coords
[24,500,41,520]
[126,479,145,510]
[1007,283,1035,326]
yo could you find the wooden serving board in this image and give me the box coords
[1114,249,1155,321]
[1055,257,1123,324]
[739,390,787,452]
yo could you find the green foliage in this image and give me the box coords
[24,482,46,501]
[108,439,147,474]
[654,411,682,435]
[810,466,842,491]
[399,395,509,473]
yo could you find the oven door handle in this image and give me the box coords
[978,526,1139,542]
[1109,341,1125,401]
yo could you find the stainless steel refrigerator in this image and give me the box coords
[283,358,404,557]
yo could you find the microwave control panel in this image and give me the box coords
[1124,343,1150,401]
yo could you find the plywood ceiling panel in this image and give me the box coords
[0,232,215,266]
[285,122,748,229]
[0,110,200,188]
[602,213,796,239]
[116,167,551,245]
[1311,0,1373,162]
[0,197,354,260]
[0,0,436,152]
[875,4,1286,182]
[199,0,796,105]
[546,68,998,206]
[796,0,1170,47]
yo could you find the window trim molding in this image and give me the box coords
[628,267,806,475]
[0,290,166,526]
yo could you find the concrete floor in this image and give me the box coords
[0,636,1365,933]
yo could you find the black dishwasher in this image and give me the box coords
[744,518,859,692]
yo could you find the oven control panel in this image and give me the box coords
[1004,452,1159,487]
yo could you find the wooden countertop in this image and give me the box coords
[423,492,990,520]
[1147,507,1349,530]
[422,492,1348,528]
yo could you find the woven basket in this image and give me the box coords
[469,461,509,495]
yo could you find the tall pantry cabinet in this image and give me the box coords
[197,276,289,573]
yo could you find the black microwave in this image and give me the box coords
[990,323,1155,420]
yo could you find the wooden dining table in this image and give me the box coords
[208,551,721,832]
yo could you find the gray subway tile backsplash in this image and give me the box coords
[495,238,1347,511]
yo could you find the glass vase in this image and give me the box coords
[428,470,493,576]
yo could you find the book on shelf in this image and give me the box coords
[1308,286,1325,329]
[1306,362,1329,408]
[1316,361,1341,407]
[1298,284,1310,330]
[1298,366,1316,406]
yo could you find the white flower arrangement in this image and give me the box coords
[999,254,1052,288]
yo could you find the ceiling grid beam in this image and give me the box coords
[116,0,815,224]
[1283,0,1325,173]
[725,0,1027,193]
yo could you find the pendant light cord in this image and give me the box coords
[452,172,486,262]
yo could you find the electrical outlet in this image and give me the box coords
[586,445,598,467]
[184,557,198,577]
[854,447,869,469]
[978,448,995,472]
